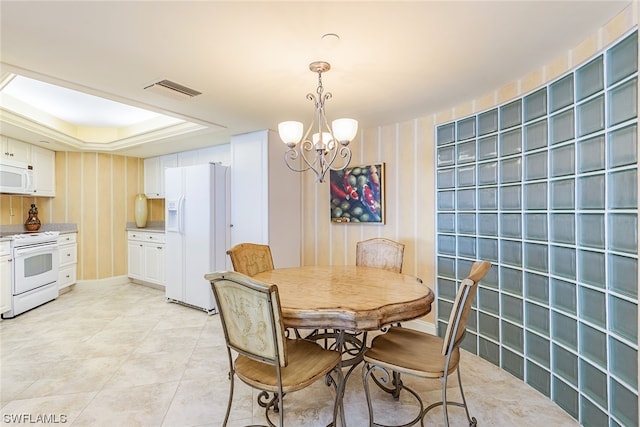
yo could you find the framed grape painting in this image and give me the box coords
[329,163,385,223]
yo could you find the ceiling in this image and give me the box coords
[0,0,632,158]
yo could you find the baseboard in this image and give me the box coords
[76,275,130,287]
[403,318,437,336]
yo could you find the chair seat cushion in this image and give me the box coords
[235,338,341,393]
[363,327,460,378]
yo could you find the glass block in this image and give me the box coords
[551,278,576,315]
[550,213,575,244]
[467,309,478,332]
[500,158,522,184]
[581,396,608,427]
[457,140,476,164]
[524,182,547,210]
[457,213,476,234]
[501,313,524,340]
[553,344,578,386]
[576,55,604,101]
[607,31,638,87]
[578,174,605,210]
[579,286,606,327]
[577,135,605,173]
[437,146,455,167]
[457,188,476,210]
[580,359,607,407]
[437,123,455,145]
[608,169,637,209]
[478,238,498,262]
[458,236,476,258]
[524,88,547,122]
[608,254,638,299]
[527,331,550,367]
[580,322,607,367]
[457,117,476,141]
[578,213,605,249]
[553,377,579,420]
[438,299,453,321]
[526,301,549,334]
[482,265,499,289]
[524,213,547,241]
[477,161,497,185]
[610,336,638,389]
[527,361,550,397]
[500,99,522,130]
[457,258,474,281]
[437,190,455,211]
[501,266,523,296]
[550,178,575,210]
[608,78,638,126]
[608,124,637,168]
[525,272,549,304]
[437,168,455,189]
[502,294,523,325]
[500,240,522,267]
[502,347,524,379]
[524,151,547,181]
[438,278,457,300]
[578,250,606,288]
[577,95,604,137]
[478,213,498,236]
[524,242,548,273]
[524,119,548,151]
[550,109,575,145]
[437,213,455,233]
[500,185,522,210]
[552,310,577,350]
[457,165,476,187]
[461,331,477,354]
[478,109,498,136]
[500,213,521,238]
[437,234,456,255]
[479,287,499,315]
[478,187,498,210]
[437,256,456,279]
[611,377,639,427]
[478,135,498,160]
[437,320,447,338]
[550,246,576,280]
[550,144,575,177]
[478,337,500,366]
[500,128,522,156]
[609,213,638,254]
[550,74,574,113]
[479,312,499,341]
[609,295,638,344]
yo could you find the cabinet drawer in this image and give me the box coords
[59,244,77,266]
[0,241,10,256]
[57,233,77,245]
[59,264,76,289]
[128,231,165,243]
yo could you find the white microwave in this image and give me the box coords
[0,158,35,194]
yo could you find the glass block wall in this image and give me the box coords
[435,31,638,426]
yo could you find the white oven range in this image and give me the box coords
[2,231,60,318]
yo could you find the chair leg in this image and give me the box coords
[223,371,234,427]
[441,376,449,427]
[362,363,375,427]
[456,366,477,426]
[331,365,346,427]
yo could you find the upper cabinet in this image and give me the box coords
[31,145,56,197]
[1,136,31,164]
[144,154,177,198]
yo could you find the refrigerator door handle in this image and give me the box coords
[178,196,185,234]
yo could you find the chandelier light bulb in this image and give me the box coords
[332,118,358,145]
[278,121,303,146]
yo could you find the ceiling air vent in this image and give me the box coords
[144,79,202,100]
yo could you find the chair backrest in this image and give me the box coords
[226,243,275,277]
[356,238,405,273]
[209,271,287,367]
[441,261,491,356]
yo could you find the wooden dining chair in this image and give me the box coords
[356,238,405,273]
[226,242,274,277]
[361,260,491,427]
[208,271,345,427]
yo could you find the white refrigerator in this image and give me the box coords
[164,163,229,313]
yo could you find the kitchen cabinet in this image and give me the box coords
[1,136,31,163]
[127,231,165,286]
[0,241,11,314]
[31,145,56,197]
[177,144,230,167]
[57,233,77,290]
[144,154,177,198]
[229,129,301,268]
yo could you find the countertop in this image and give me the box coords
[0,223,78,238]
[126,221,165,233]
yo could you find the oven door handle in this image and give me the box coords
[14,243,58,257]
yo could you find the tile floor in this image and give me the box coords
[1,281,579,426]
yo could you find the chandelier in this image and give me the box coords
[278,61,358,183]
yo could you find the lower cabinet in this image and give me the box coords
[127,231,165,286]
[0,241,12,314]
[58,233,77,290]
